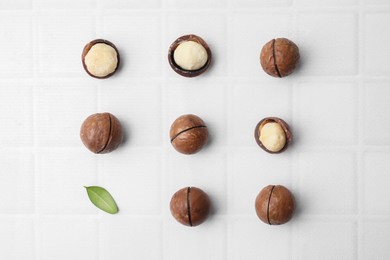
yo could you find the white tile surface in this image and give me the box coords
[297,13,358,76]
[0,217,34,260]
[0,2,389,260]
[41,217,98,260]
[363,152,390,215]
[295,81,357,146]
[232,217,291,260]
[0,81,33,146]
[0,15,32,77]
[100,217,162,260]
[297,220,357,260]
[364,81,390,144]
[298,151,357,215]
[0,151,34,213]
[38,149,97,214]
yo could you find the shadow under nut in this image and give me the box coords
[80,113,123,154]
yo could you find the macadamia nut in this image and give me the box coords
[259,122,286,153]
[84,43,118,77]
[173,41,208,71]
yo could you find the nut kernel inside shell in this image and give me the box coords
[84,43,118,77]
[259,122,286,152]
[173,41,208,71]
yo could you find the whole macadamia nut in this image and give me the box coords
[80,113,123,154]
[254,117,292,154]
[170,187,211,227]
[260,38,300,78]
[82,39,120,79]
[168,34,212,77]
[255,185,295,225]
[169,114,208,155]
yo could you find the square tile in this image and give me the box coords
[364,81,390,144]
[363,152,390,214]
[232,218,291,260]
[100,0,160,8]
[298,151,356,215]
[0,15,32,77]
[0,81,33,146]
[101,13,162,77]
[100,217,162,260]
[362,221,390,259]
[41,217,98,260]
[37,14,95,77]
[0,0,31,9]
[36,0,95,8]
[99,81,162,146]
[167,151,227,214]
[232,13,293,78]
[295,82,357,145]
[166,12,227,77]
[297,220,356,260]
[0,217,34,260]
[231,149,291,215]
[297,13,357,76]
[167,0,225,8]
[39,150,97,214]
[232,0,291,7]
[364,13,390,75]
[169,216,226,260]
[165,80,227,148]
[0,151,34,213]
[35,80,97,147]
[101,148,161,214]
[231,80,291,146]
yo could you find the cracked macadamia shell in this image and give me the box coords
[170,187,211,227]
[254,117,292,154]
[169,114,208,155]
[80,113,123,154]
[255,185,295,225]
[260,38,300,78]
[168,34,212,77]
[82,39,120,79]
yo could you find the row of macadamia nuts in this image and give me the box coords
[81,36,299,78]
[79,113,292,155]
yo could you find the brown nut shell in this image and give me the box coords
[81,39,120,79]
[254,117,292,154]
[260,38,300,78]
[170,187,211,227]
[80,113,123,154]
[170,114,208,155]
[168,34,212,77]
[255,185,295,225]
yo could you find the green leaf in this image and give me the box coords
[84,186,119,214]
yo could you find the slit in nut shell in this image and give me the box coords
[82,39,120,79]
[168,34,212,77]
[254,117,292,154]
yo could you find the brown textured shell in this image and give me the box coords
[169,114,208,155]
[81,39,120,79]
[170,187,210,227]
[255,185,295,225]
[254,117,292,154]
[80,113,123,154]
[260,38,300,78]
[168,34,212,77]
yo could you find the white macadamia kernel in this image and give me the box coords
[173,41,208,71]
[85,43,118,77]
[259,122,286,152]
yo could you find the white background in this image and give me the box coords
[1,0,390,259]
